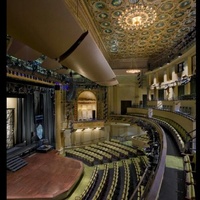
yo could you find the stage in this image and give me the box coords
[7,150,84,200]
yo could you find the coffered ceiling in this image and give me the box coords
[7,0,196,86]
[66,0,196,70]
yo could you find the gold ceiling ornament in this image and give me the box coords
[118,0,157,30]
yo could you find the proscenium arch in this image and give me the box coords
[77,91,97,121]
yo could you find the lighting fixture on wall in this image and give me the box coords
[118,0,157,30]
[126,69,140,74]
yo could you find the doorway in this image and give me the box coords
[77,91,97,121]
[142,94,147,108]
[121,100,132,115]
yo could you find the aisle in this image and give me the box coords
[158,127,185,200]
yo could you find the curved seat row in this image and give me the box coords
[131,157,141,181]
[105,140,137,156]
[139,155,150,168]
[121,160,130,200]
[77,166,99,200]
[110,138,120,143]
[84,146,112,161]
[183,154,195,200]
[91,143,120,159]
[106,161,119,199]
[130,157,148,200]
[155,116,187,142]
[66,149,94,166]
[98,142,129,157]
[74,147,104,164]
[152,117,185,153]
[92,164,109,200]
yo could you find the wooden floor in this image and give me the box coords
[7,150,84,200]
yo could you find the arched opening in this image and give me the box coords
[77,91,97,121]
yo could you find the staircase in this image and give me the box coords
[7,156,27,172]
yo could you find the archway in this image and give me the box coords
[77,91,97,121]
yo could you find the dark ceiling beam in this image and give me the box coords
[58,31,88,62]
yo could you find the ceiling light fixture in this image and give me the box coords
[118,0,157,30]
[126,59,141,74]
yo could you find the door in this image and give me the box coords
[121,100,132,115]
[142,94,147,108]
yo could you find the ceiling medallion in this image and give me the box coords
[118,2,157,30]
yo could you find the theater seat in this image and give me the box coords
[185,172,194,185]
[185,184,195,200]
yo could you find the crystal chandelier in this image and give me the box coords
[118,1,157,30]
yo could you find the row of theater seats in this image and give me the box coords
[152,117,196,199]
[77,166,99,200]
[105,140,137,156]
[184,154,195,200]
[67,114,160,199]
[131,158,141,181]
[106,162,119,199]
[98,142,129,158]
[166,119,187,141]
[92,164,109,200]
[74,147,104,164]
[91,143,120,160]
[66,140,139,166]
[85,146,112,161]
[121,160,131,200]
[110,138,120,143]
[153,117,185,153]
[75,158,148,200]
[66,149,95,166]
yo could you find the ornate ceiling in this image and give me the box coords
[67,0,196,70]
[6,0,196,86]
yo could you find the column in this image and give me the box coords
[147,74,152,101]
[55,85,64,155]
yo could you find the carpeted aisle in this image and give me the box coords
[158,127,185,200]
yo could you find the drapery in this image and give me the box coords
[16,89,55,146]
